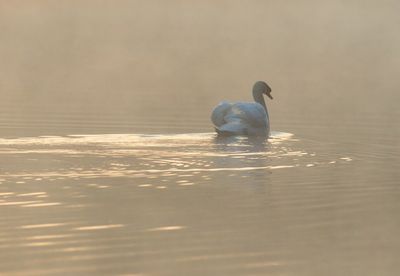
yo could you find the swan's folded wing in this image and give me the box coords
[211,101,233,127]
[232,102,267,127]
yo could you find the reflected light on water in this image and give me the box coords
[147,226,186,232]
[20,223,68,229]
[17,192,47,197]
[61,247,93,253]
[24,242,57,247]
[138,184,152,187]
[27,234,74,240]
[21,202,62,207]
[74,224,124,231]
[0,132,362,276]
[0,200,41,206]
[0,132,348,183]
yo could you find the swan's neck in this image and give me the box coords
[253,91,269,119]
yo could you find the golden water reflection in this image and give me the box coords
[1,132,395,276]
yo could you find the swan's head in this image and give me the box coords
[253,81,272,100]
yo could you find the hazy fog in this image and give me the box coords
[1,1,399,135]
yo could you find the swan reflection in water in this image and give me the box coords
[214,134,271,151]
[211,131,299,179]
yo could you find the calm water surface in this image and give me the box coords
[1,1,400,275]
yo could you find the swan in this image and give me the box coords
[211,81,273,136]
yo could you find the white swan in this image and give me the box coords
[211,81,273,136]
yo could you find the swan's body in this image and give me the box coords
[211,81,272,137]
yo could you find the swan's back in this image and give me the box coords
[211,101,269,136]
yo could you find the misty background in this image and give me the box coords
[1,0,399,138]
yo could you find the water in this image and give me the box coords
[1,1,400,275]
[1,130,399,275]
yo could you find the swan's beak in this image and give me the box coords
[266,92,273,100]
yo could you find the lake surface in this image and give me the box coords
[1,1,400,275]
